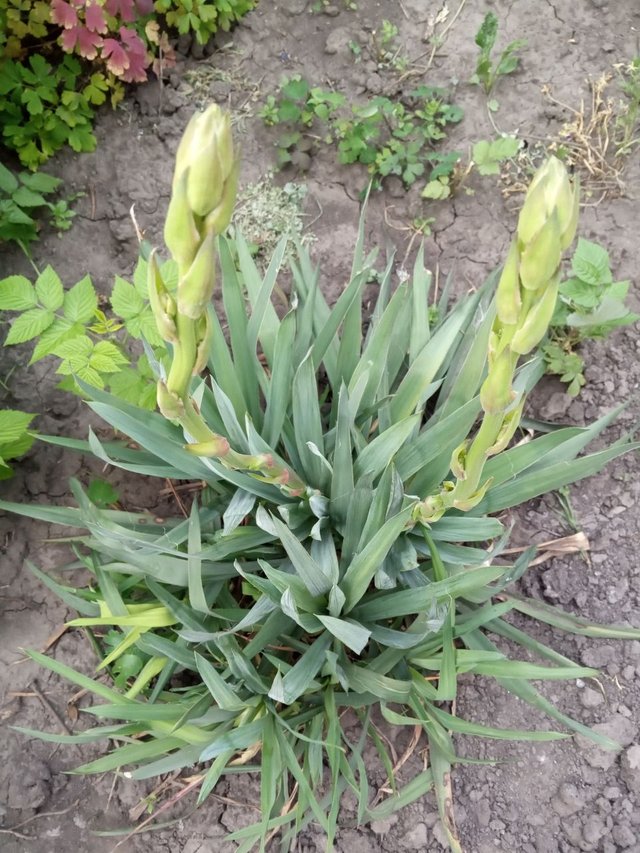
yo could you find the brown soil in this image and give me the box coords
[1,1,640,851]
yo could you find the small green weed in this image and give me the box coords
[0,408,36,479]
[422,136,521,200]
[261,76,464,191]
[0,163,77,249]
[371,19,409,72]
[543,238,638,395]
[614,56,640,157]
[471,12,526,95]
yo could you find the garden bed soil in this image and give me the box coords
[1,1,640,851]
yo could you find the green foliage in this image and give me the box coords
[154,0,256,44]
[421,137,521,200]
[371,19,408,72]
[0,408,36,478]
[0,162,77,248]
[472,136,521,175]
[544,238,638,394]
[5,218,639,850]
[541,343,585,397]
[0,54,101,169]
[87,478,120,508]
[614,56,640,157]
[0,0,254,169]
[262,76,464,191]
[471,12,526,95]
[0,259,169,406]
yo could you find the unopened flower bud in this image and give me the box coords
[510,276,559,355]
[560,173,580,250]
[480,350,515,415]
[495,240,522,325]
[518,156,578,251]
[450,440,470,480]
[519,211,562,291]
[164,171,200,268]
[185,437,231,457]
[177,233,216,320]
[174,105,236,219]
[148,251,178,343]
[452,477,492,511]
[486,398,525,457]
[193,311,212,375]
[157,380,185,420]
[204,160,239,236]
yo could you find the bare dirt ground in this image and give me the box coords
[1,1,640,851]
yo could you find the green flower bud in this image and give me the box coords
[480,350,515,415]
[518,157,578,250]
[185,436,231,457]
[510,276,559,355]
[519,211,562,291]
[177,233,216,320]
[164,171,200,268]
[452,476,492,511]
[193,310,213,375]
[174,105,236,219]
[413,493,446,524]
[560,173,580,250]
[517,179,547,246]
[148,250,178,343]
[486,397,525,457]
[450,440,470,480]
[157,380,185,420]
[495,240,522,325]
[204,159,239,236]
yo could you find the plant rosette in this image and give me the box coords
[3,107,639,853]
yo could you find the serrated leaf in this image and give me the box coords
[0,163,19,194]
[35,266,64,311]
[5,307,55,345]
[571,238,612,286]
[0,409,35,443]
[89,340,128,373]
[0,276,37,310]
[30,317,83,363]
[64,275,98,323]
[111,276,145,320]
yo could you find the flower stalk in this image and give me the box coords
[150,105,306,496]
[414,157,580,524]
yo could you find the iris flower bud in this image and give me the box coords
[519,211,562,291]
[157,381,185,420]
[174,105,236,219]
[495,240,522,325]
[480,350,515,415]
[193,310,213,375]
[177,233,216,320]
[164,171,200,268]
[510,275,560,355]
[147,251,178,343]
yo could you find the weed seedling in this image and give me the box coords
[471,12,526,95]
[543,238,638,395]
[614,56,640,157]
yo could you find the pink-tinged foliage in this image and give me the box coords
[104,0,136,22]
[135,0,154,12]
[61,25,104,59]
[117,27,149,82]
[84,2,108,34]
[101,37,130,75]
[51,0,78,28]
